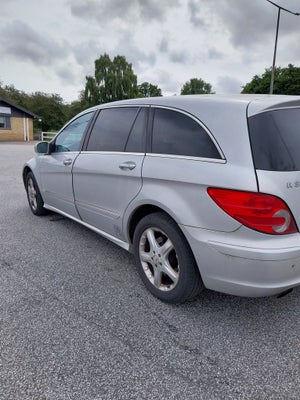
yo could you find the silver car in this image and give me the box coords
[23,94,300,303]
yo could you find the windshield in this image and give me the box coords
[248,108,300,171]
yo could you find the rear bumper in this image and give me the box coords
[182,225,300,297]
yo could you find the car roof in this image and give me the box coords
[86,94,300,118]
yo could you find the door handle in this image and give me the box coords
[119,161,136,170]
[63,159,73,166]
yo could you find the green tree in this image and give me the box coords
[84,53,138,106]
[0,83,29,107]
[138,82,162,97]
[180,78,213,95]
[242,64,300,95]
[64,90,90,121]
[27,92,67,132]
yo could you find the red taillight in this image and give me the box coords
[207,188,298,235]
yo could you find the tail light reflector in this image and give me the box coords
[207,188,298,235]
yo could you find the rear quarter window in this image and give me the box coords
[248,108,300,171]
[151,108,221,159]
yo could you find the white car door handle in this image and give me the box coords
[119,161,136,170]
[63,159,73,166]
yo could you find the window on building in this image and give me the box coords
[0,116,11,130]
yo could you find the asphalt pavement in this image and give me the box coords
[1,142,300,400]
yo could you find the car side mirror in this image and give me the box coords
[34,141,49,154]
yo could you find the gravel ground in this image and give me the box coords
[0,142,300,400]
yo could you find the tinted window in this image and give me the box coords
[249,108,300,171]
[87,107,139,152]
[125,108,147,153]
[152,108,221,159]
[55,112,94,152]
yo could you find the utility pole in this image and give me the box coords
[266,0,300,94]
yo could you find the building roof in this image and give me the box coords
[0,97,40,119]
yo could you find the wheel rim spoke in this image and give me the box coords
[146,228,159,251]
[153,268,162,288]
[160,239,173,257]
[161,260,179,284]
[140,251,152,264]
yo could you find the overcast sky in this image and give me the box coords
[1,0,300,103]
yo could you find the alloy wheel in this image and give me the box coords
[139,227,179,291]
[27,177,38,211]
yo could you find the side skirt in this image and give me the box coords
[44,204,130,251]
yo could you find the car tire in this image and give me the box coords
[25,172,49,216]
[133,212,204,303]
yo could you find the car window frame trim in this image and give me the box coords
[79,151,146,156]
[145,153,226,163]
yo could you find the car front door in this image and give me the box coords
[39,111,95,217]
[72,106,147,240]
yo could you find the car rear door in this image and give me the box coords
[72,106,147,239]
